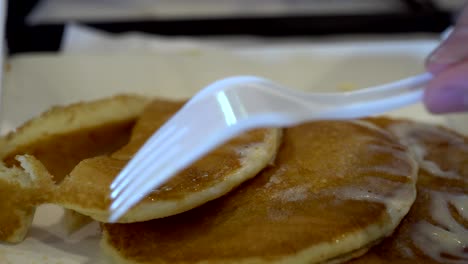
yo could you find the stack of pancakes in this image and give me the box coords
[0,95,466,263]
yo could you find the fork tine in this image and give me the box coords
[109,123,225,222]
[110,152,157,197]
[110,127,187,198]
[110,142,182,209]
[109,147,195,222]
[111,147,157,190]
[111,123,183,191]
[110,148,158,196]
[111,133,180,199]
[110,123,178,189]
[111,153,166,201]
[109,149,185,222]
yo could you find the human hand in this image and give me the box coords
[424,2,468,113]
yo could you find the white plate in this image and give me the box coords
[1,37,466,263]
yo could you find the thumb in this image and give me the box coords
[424,62,468,113]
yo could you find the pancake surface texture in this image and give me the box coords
[102,120,418,264]
[54,99,282,223]
[351,119,468,264]
[0,95,149,242]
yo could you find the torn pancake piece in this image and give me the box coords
[55,99,282,223]
[0,95,150,241]
[101,120,418,264]
[0,155,53,243]
[350,119,468,264]
[0,162,38,243]
[0,95,149,183]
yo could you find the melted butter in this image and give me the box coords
[332,177,416,226]
[271,185,309,202]
[411,192,468,264]
[389,122,468,180]
[324,122,418,226]
[406,141,460,179]
[452,195,468,219]
[350,119,468,264]
[390,122,468,262]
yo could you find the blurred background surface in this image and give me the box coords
[6,0,466,54]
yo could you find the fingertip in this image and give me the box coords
[423,86,468,114]
[425,44,459,74]
[425,60,449,74]
[423,84,445,114]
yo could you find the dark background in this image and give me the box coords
[6,0,454,54]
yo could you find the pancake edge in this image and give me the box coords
[61,128,283,223]
[99,120,419,263]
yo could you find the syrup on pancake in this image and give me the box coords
[101,120,418,264]
[55,99,282,222]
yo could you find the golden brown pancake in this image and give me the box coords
[0,95,148,182]
[101,120,418,264]
[0,95,149,243]
[0,157,49,243]
[349,118,468,264]
[54,99,282,223]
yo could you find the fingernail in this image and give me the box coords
[427,47,460,65]
[427,27,454,64]
[426,46,455,74]
[426,27,468,72]
[425,85,468,113]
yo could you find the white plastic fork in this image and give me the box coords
[108,72,432,222]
